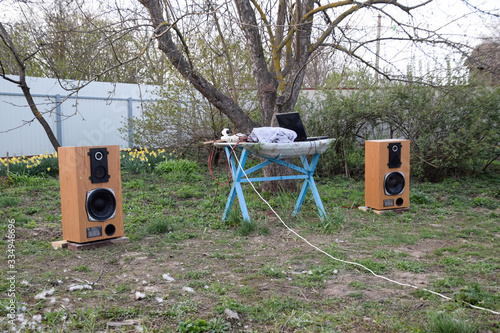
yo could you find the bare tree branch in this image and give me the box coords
[0,21,60,150]
[139,0,258,133]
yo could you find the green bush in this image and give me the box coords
[300,69,500,181]
[382,83,500,181]
[299,70,378,178]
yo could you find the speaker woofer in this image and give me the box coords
[384,172,405,196]
[86,188,116,221]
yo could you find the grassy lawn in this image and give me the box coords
[0,156,498,332]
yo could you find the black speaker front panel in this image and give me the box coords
[88,147,110,183]
[387,142,402,168]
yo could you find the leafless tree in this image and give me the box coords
[137,0,499,190]
[1,0,497,164]
[137,0,500,131]
[0,0,158,150]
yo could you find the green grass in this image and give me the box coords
[0,196,21,207]
[426,311,478,333]
[0,159,498,332]
[73,264,92,272]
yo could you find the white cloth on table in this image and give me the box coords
[249,127,297,143]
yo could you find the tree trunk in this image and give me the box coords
[260,159,298,193]
[139,0,258,134]
[234,0,278,126]
[19,80,60,151]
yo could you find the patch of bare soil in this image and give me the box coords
[396,238,454,259]
[322,271,432,300]
[19,227,61,241]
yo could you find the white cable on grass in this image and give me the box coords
[228,143,500,315]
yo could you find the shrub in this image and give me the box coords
[382,83,500,181]
[299,70,379,178]
[300,69,500,181]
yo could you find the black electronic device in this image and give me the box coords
[276,112,328,142]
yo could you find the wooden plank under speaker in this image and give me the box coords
[365,139,410,210]
[66,236,129,251]
[58,145,124,243]
[358,206,410,215]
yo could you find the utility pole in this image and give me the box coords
[375,14,381,82]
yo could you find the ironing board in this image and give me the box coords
[214,139,334,222]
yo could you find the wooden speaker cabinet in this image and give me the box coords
[365,139,410,210]
[59,145,124,243]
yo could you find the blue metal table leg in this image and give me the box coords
[223,185,238,220]
[308,175,327,219]
[293,178,310,216]
[222,147,251,223]
[293,154,327,220]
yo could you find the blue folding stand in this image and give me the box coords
[221,144,328,223]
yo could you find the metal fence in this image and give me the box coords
[0,76,158,157]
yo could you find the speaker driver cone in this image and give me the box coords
[384,172,405,195]
[86,188,116,221]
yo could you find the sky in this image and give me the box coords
[1,0,498,80]
[335,0,500,78]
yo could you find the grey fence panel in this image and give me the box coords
[58,96,130,148]
[0,76,157,157]
[0,92,59,157]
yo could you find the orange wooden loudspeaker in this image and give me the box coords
[365,139,410,210]
[58,145,124,243]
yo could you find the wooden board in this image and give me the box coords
[66,236,130,251]
[51,240,69,249]
[358,206,410,215]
